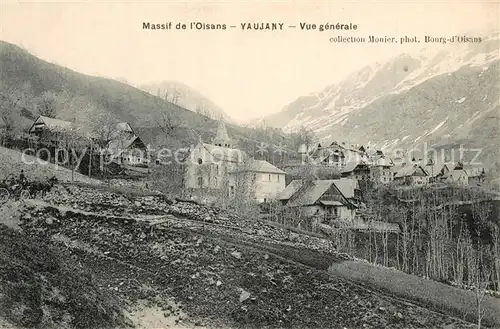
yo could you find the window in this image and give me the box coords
[268,174,271,181]
[216,165,220,175]
[197,176,203,187]
[197,158,203,165]
[277,175,280,182]
[330,207,338,217]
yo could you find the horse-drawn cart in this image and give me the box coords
[0,174,31,203]
[0,175,58,204]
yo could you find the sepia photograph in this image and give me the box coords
[0,1,499,328]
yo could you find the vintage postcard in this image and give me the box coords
[0,1,499,328]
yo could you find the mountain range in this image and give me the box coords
[257,33,500,168]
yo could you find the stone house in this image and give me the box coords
[393,163,429,186]
[184,122,287,203]
[341,161,371,181]
[369,157,394,184]
[228,159,286,202]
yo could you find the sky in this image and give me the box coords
[0,1,498,123]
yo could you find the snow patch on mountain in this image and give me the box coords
[276,34,499,135]
[428,117,448,135]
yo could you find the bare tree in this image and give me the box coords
[68,99,120,180]
[195,103,213,119]
[35,91,58,118]
[150,159,186,198]
[296,125,317,154]
[148,112,185,197]
[474,251,492,329]
[171,89,181,105]
[226,158,260,217]
[0,81,33,135]
[155,111,180,147]
[63,127,89,181]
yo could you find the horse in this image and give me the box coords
[29,176,59,199]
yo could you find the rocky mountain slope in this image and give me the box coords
[258,33,500,167]
[138,80,234,123]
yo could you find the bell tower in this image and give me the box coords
[213,121,231,148]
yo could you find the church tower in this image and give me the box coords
[213,121,232,148]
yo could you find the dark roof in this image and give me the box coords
[29,115,75,133]
[286,179,356,207]
[394,164,428,178]
[107,134,147,155]
[278,180,304,200]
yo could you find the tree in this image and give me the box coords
[474,248,492,329]
[195,103,213,119]
[35,91,58,118]
[155,111,180,147]
[79,105,119,148]
[148,112,185,197]
[0,81,33,134]
[225,158,260,217]
[67,98,120,180]
[63,128,89,181]
[171,89,181,105]
[149,159,186,198]
[297,125,317,151]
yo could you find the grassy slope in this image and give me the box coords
[0,147,101,184]
[0,224,129,329]
[328,261,500,328]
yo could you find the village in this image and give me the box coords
[5,113,488,235]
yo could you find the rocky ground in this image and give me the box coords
[0,182,482,329]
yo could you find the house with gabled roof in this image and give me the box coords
[465,167,486,186]
[341,161,370,181]
[28,115,77,146]
[279,178,361,221]
[228,159,286,202]
[416,158,456,184]
[448,168,469,185]
[103,122,150,167]
[278,180,305,205]
[369,156,394,184]
[393,163,429,186]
